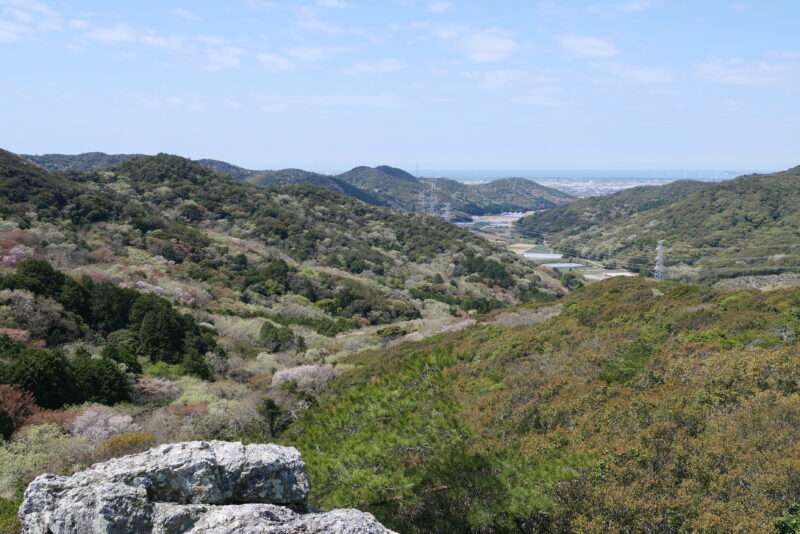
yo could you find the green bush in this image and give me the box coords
[0,496,21,534]
[72,350,131,405]
[181,352,212,380]
[375,326,408,339]
[259,321,301,352]
[101,344,142,374]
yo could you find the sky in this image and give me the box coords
[1,0,798,173]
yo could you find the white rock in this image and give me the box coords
[19,441,394,534]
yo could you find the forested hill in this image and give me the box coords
[1,149,564,328]
[517,179,710,235]
[249,165,575,216]
[517,166,800,278]
[285,276,800,532]
[22,152,143,172]
[21,152,575,216]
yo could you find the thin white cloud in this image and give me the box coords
[589,0,659,15]
[252,92,412,112]
[426,0,454,13]
[697,58,794,86]
[285,45,353,62]
[293,6,362,35]
[511,86,566,107]
[768,50,800,60]
[558,34,618,58]
[80,21,250,71]
[0,0,61,43]
[203,45,246,70]
[245,0,275,10]
[434,25,519,62]
[316,0,350,7]
[169,8,201,21]
[461,69,528,89]
[257,52,293,71]
[597,62,674,83]
[83,22,137,43]
[346,58,406,75]
[611,0,657,12]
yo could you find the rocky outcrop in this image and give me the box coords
[19,441,395,534]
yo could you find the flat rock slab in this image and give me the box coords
[153,503,392,534]
[19,441,395,534]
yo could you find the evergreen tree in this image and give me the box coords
[138,307,183,363]
[181,351,212,380]
[73,350,130,405]
[2,348,77,409]
[101,344,142,374]
[0,408,13,440]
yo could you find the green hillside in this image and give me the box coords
[20,153,575,217]
[0,148,568,530]
[194,158,257,180]
[517,179,710,235]
[285,276,800,533]
[517,167,800,279]
[22,152,143,172]
[250,165,574,216]
[1,149,563,331]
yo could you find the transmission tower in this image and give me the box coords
[441,202,452,222]
[427,183,438,216]
[655,240,666,280]
[418,191,429,215]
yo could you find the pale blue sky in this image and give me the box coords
[1,0,798,172]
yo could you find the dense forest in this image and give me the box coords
[22,152,575,217]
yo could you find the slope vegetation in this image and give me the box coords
[286,276,800,533]
[517,179,710,235]
[250,165,574,216]
[517,167,800,278]
[2,150,562,331]
[22,153,575,216]
[22,152,142,172]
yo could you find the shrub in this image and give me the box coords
[143,361,184,378]
[0,495,21,534]
[194,399,261,441]
[130,376,179,406]
[167,404,209,417]
[181,352,212,380]
[271,365,336,395]
[96,432,156,461]
[0,342,78,409]
[256,398,290,439]
[0,424,87,499]
[70,405,136,446]
[376,326,408,339]
[259,321,300,352]
[0,385,40,428]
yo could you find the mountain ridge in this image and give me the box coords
[517,165,800,278]
[22,152,575,217]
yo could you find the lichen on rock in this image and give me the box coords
[19,441,395,534]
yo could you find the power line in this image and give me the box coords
[692,265,800,272]
[667,243,800,252]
